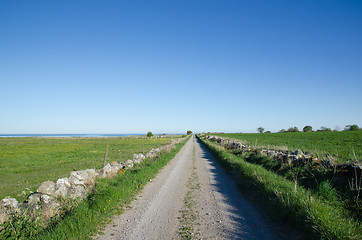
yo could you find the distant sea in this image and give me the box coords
[0,134,144,138]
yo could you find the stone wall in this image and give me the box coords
[204,135,361,176]
[0,137,185,224]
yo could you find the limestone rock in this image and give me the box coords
[40,194,60,219]
[0,197,19,224]
[37,180,56,196]
[69,169,97,190]
[133,154,145,163]
[125,160,134,169]
[55,178,71,198]
[27,192,42,211]
[98,163,119,178]
[68,185,88,199]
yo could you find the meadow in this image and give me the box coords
[0,136,178,201]
[215,131,362,163]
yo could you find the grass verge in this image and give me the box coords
[9,137,189,240]
[197,135,361,240]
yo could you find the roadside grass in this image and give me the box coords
[0,136,178,201]
[215,132,362,163]
[238,153,362,222]
[24,137,190,240]
[198,136,361,240]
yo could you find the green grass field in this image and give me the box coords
[0,136,179,201]
[215,131,362,163]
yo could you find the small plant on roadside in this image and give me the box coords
[0,211,45,240]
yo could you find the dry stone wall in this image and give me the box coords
[0,137,185,224]
[205,135,361,176]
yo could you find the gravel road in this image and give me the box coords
[95,136,281,239]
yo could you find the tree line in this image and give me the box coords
[257,124,360,133]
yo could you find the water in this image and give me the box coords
[0,134,143,138]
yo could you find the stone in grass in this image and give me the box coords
[0,197,19,224]
[55,178,71,199]
[109,164,121,177]
[98,164,112,178]
[68,169,98,190]
[37,180,56,197]
[98,163,120,178]
[27,192,42,211]
[68,185,88,200]
[133,154,145,163]
[40,194,60,219]
[124,160,134,169]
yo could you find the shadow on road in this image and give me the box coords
[195,138,278,240]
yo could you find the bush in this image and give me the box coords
[345,124,360,131]
[317,127,332,132]
[287,126,299,132]
[187,130,192,135]
[303,125,313,132]
[147,132,153,137]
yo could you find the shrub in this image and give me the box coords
[317,127,332,132]
[303,125,313,132]
[147,132,153,137]
[345,124,360,131]
[287,126,299,132]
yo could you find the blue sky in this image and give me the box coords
[1,0,361,134]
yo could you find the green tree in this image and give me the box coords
[287,126,299,132]
[257,127,264,133]
[147,131,153,137]
[345,124,360,131]
[318,126,332,132]
[187,130,192,135]
[303,125,313,132]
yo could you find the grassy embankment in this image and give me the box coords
[1,136,190,239]
[0,136,178,202]
[215,132,362,163]
[214,132,362,222]
[198,134,361,240]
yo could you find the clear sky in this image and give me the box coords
[1,0,361,134]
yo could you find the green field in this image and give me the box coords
[0,136,179,201]
[215,131,362,163]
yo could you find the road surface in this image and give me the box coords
[94,136,282,239]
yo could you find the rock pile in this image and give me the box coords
[0,137,185,224]
[205,135,361,175]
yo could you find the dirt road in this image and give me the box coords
[95,136,280,239]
